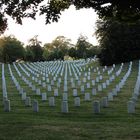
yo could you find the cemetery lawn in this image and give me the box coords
[0,60,140,140]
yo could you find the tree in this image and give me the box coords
[68,47,77,58]
[75,35,93,59]
[96,19,140,65]
[25,36,43,61]
[1,0,140,33]
[43,36,73,60]
[0,35,25,63]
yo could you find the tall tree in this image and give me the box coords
[26,35,43,61]
[43,36,73,60]
[75,35,93,59]
[96,19,140,65]
[0,35,25,63]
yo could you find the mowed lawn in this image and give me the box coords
[0,60,140,140]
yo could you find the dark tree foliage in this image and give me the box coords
[0,36,25,63]
[75,35,93,59]
[25,36,43,62]
[39,0,140,24]
[96,19,140,65]
[68,47,77,58]
[0,0,140,33]
[0,0,44,33]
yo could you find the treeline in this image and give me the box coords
[96,20,140,66]
[0,35,99,63]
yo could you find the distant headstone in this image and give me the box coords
[4,100,10,112]
[19,88,24,95]
[85,93,91,101]
[93,100,100,114]
[54,89,59,96]
[96,77,99,83]
[47,84,52,91]
[81,85,85,93]
[49,97,55,106]
[108,92,113,101]
[86,83,90,89]
[33,100,39,112]
[112,88,117,96]
[63,93,68,101]
[87,76,90,80]
[64,85,68,92]
[98,85,102,92]
[106,80,110,86]
[31,85,36,91]
[38,80,42,85]
[73,89,78,96]
[61,101,68,113]
[92,88,97,95]
[71,83,76,88]
[102,83,106,89]
[36,88,41,95]
[42,93,47,101]
[21,92,26,100]
[25,97,31,107]
[42,82,46,88]
[77,80,81,86]
[74,97,80,107]
[127,101,135,114]
[92,80,95,86]
[101,97,108,108]
[51,80,54,86]
[83,77,86,83]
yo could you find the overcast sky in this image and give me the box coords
[3,5,98,46]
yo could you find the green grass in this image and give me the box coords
[0,60,140,140]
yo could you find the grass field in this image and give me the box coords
[0,60,140,140]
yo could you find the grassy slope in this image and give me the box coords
[0,60,140,140]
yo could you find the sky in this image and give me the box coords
[3,5,99,46]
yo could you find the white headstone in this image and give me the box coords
[74,97,80,107]
[80,85,85,93]
[86,83,90,89]
[93,100,100,114]
[112,88,117,96]
[47,85,52,92]
[92,80,95,86]
[31,85,36,91]
[49,97,55,106]
[85,93,91,101]
[61,101,68,113]
[19,88,24,95]
[63,93,68,101]
[127,101,135,114]
[92,88,97,95]
[54,89,59,96]
[73,89,78,96]
[102,83,106,89]
[36,88,41,95]
[108,92,113,101]
[22,92,26,100]
[98,85,102,92]
[4,100,10,112]
[101,97,108,107]
[33,100,39,112]
[64,85,68,92]
[42,93,47,101]
[25,97,31,107]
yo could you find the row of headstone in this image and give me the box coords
[127,61,139,114]
[8,59,133,114]
[2,64,7,98]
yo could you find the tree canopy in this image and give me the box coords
[0,35,25,63]
[96,19,140,65]
[0,0,140,33]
